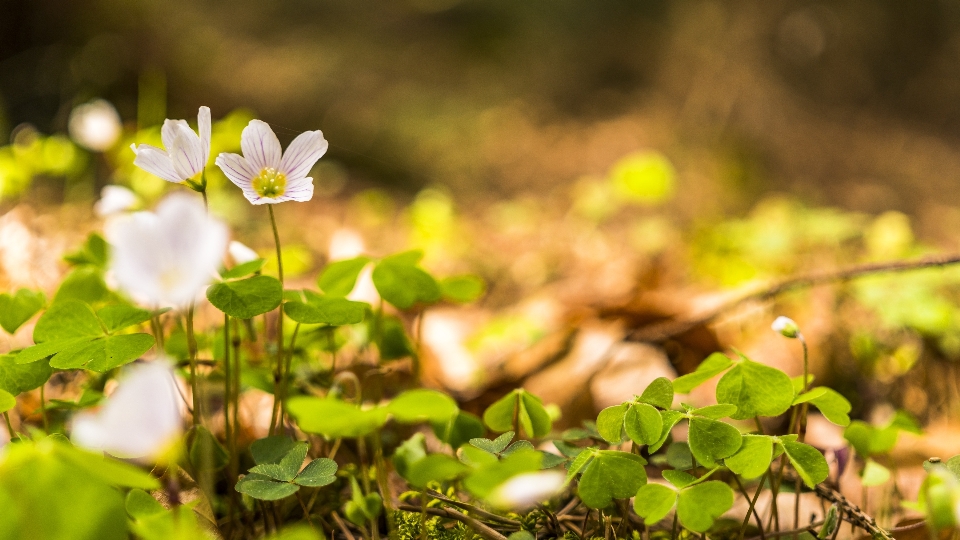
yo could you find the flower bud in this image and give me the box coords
[771,316,800,338]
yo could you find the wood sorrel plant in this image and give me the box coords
[0,108,951,540]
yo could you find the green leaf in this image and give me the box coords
[344,483,382,526]
[578,450,647,508]
[53,267,111,305]
[387,389,459,424]
[376,315,414,360]
[781,441,829,488]
[251,436,298,465]
[16,337,91,364]
[125,489,166,519]
[564,448,596,482]
[96,305,153,333]
[432,410,485,449]
[807,388,852,426]
[221,259,266,280]
[483,389,552,438]
[691,404,738,420]
[287,396,387,438]
[0,354,52,394]
[50,333,155,371]
[33,300,103,342]
[459,444,499,467]
[57,444,160,489]
[0,289,44,334]
[724,434,773,479]
[676,481,734,533]
[318,256,370,297]
[716,359,795,419]
[284,295,366,326]
[372,256,441,309]
[276,442,309,481]
[861,458,891,486]
[502,440,535,456]
[440,275,485,303]
[665,442,694,470]
[63,233,109,268]
[792,387,827,405]
[634,483,677,525]
[187,425,229,473]
[464,449,542,498]
[236,473,300,501]
[687,417,742,467]
[471,431,515,455]
[650,410,685,453]
[0,388,15,412]
[638,377,674,409]
[206,276,283,319]
[624,402,664,446]
[294,458,338,487]
[662,470,697,488]
[596,404,627,444]
[406,454,470,488]
[672,352,733,394]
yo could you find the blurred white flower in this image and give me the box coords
[94,185,139,217]
[328,228,365,260]
[107,193,228,308]
[488,470,565,511]
[771,316,800,338]
[130,107,211,188]
[72,360,183,459]
[229,240,260,264]
[215,120,327,204]
[68,99,122,152]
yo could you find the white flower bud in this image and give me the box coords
[771,316,800,339]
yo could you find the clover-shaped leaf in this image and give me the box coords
[372,252,441,310]
[318,256,370,297]
[207,275,282,319]
[806,388,852,426]
[687,416,742,468]
[0,289,45,335]
[673,353,734,394]
[577,450,647,509]
[676,481,734,533]
[634,483,677,525]
[236,473,300,501]
[782,440,829,488]
[716,357,794,419]
[432,410,485,449]
[483,388,552,438]
[638,377,674,409]
[724,434,773,479]
[0,354,52,396]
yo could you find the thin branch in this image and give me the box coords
[424,489,521,526]
[627,253,960,343]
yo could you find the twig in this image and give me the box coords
[398,504,510,540]
[627,253,960,343]
[780,469,895,540]
[424,489,521,526]
[332,511,357,540]
[746,521,822,540]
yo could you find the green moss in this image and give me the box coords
[394,511,481,540]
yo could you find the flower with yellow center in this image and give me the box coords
[129,107,211,191]
[215,120,328,204]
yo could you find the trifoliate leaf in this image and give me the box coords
[578,451,647,509]
[634,483,677,525]
[687,417,742,468]
[638,377,674,409]
[0,354,52,395]
[372,256,441,309]
[807,388,851,426]
[673,353,734,394]
[464,449,542,498]
[0,289,45,334]
[724,434,773,479]
[624,403,662,446]
[294,458,338,487]
[483,389,552,438]
[318,257,370,297]
[33,300,103,342]
[386,389,458,424]
[207,276,283,319]
[596,404,627,444]
[676,481,734,533]
[251,436,298,465]
[665,442,694,471]
[236,473,299,501]
[52,267,111,305]
[471,431,515,455]
[782,441,829,488]
[50,333,155,372]
[716,359,795,419]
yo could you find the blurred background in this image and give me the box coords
[5,0,960,488]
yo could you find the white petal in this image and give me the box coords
[94,185,139,217]
[132,145,182,183]
[488,471,565,511]
[198,106,212,167]
[72,360,183,459]
[277,176,314,203]
[229,241,259,264]
[241,120,282,172]
[216,153,256,189]
[161,119,191,151]
[169,126,204,179]
[279,130,328,181]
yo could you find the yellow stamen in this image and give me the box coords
[252,168,287,198]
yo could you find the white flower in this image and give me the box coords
[94,185,139,217]
[68,99,122,152]
[771,316,800,339]
[229,240,260,264]
[487,470,565,511]
[107,193,228,308]
[215,120,328,204]
[130,107,211,187]
[72,360,183,459]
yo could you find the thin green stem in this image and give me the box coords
[2,412,14,440]
[328,327,337,373]
[737,471,768,540]
[39,384,48,432]
[268,205,284,436]
[185,306,201,426]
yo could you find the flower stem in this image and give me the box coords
[39,384,48,432]
[267,205,284,436]
[2,412,14,440]
[185,305,201,426]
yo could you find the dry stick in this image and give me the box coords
[779,469,895,540]
[332,512,357,540]
[396,505,510,540]
[627,253,960,344]
[424,490,521,526]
